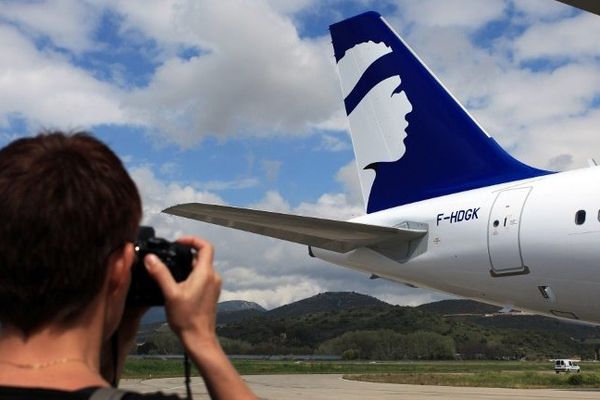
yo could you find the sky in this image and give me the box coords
[0,0,599,309]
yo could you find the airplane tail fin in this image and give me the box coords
[330,12,551,213]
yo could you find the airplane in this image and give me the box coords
[164,11,600,324]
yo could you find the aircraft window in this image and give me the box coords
[575,210,586,225]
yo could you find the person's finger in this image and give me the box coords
[176,236,214,266]
[176,236,215,281]
[144,253,177,298]
[176,236,210,247]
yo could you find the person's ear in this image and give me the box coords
[107,242,135,296]
[102,242,135,340]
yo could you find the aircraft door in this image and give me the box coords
[488,187,532,277]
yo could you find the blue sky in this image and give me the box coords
[0,0,598,308]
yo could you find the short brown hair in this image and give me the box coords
[0,132,142,334]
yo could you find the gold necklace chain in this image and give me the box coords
[0,357,88,370]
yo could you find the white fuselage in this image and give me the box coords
[313,167,600,323]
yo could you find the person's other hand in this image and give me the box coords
[144,236,222,347]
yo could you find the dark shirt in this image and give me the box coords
[0,386,181,399]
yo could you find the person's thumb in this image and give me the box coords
[144,254,176,299]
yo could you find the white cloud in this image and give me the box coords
[0,0,100,53]
[0,24,135,131]
[295,193,363,220]
[484,64,600,126]
[250,186,363,220]
[515,109,600,170]
[513,13,600,61]
[249,190,291,213]
[103,0,199,50]
[264,0,316,15]
[467,62,600,169]
[336,161,363,206]
[197,178,260,191]
[220,280,324,310]
[311,107,349,132]
[378,289,455,307]
[511,0,575,22]
[547,153,573,171]
[130,166,224,218]
[0,0,343,144]
[118,0,340,145]
[394,0,507,29]
[159,162,179,176]
[316,134,351,152]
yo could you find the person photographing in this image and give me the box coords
[0,132,257,399]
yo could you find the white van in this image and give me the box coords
[554,359,580,374]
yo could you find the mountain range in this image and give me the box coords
[138,291,600,359]
[142,291,386,325]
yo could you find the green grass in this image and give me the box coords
[123,359,189,379]
[122,358,600,385]
[230,360,600,375]
[345,371,600,389]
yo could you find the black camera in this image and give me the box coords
[127,226,194,306]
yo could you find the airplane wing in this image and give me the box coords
[555,1,600,16]
[162,203,427,253]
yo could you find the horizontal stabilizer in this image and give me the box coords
[163,203,426,253]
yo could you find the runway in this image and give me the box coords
[120,374,600,399]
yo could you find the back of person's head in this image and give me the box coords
[0,131,142,335]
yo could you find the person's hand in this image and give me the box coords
[145,236,257,400]
[144,236,222,348]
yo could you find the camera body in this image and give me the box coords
[127,226,194,306]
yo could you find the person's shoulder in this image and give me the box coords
[0,385,96,399]
[0,386,181,400]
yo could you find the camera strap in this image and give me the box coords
[111,333,119,387]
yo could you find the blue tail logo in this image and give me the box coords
[330,12,552,213]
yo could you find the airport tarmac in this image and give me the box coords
[120,374,600,399]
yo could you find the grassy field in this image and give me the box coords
[345,371,600,389]
[122,358,600,388]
